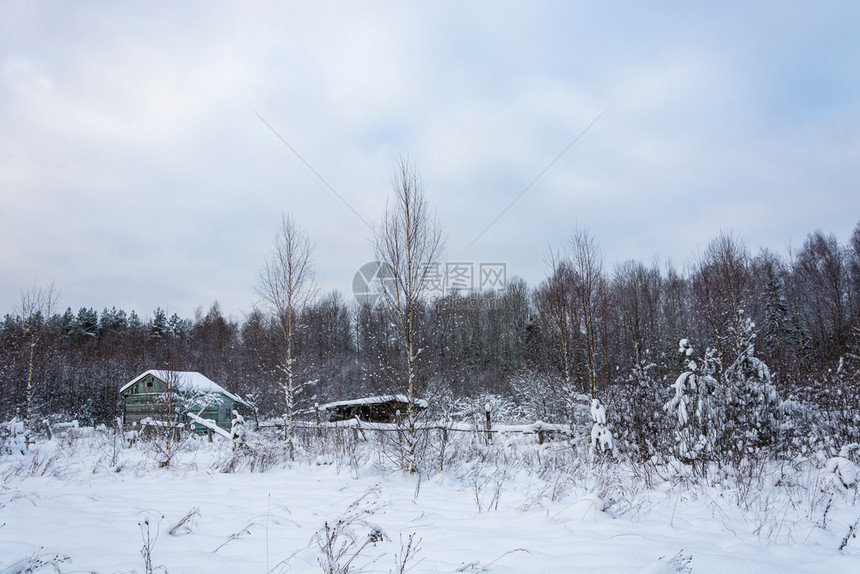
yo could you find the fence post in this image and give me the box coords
[485,406,492,445]
[315,403,321,439]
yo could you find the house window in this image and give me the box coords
[146,381,153,388]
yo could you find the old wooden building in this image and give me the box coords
[120,370,247,432]
[320,394,428,423]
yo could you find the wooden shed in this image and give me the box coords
[120,370,247,432]
[320,394,428,423]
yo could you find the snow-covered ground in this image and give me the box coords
[2,428,859,573]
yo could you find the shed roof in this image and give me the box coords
[120,370,248,406]
[320,394,428,411]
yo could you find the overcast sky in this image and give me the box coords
[2,1,859,320]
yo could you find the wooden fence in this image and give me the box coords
[258,416,571,445]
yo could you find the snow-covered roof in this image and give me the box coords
[320,394,429,410]
[120,370,248,406]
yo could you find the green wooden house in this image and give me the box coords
[120,370,247,433]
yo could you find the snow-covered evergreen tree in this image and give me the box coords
[666,315,782,468]
[230,409,246,452]
[720,312,781,454]
[1,415,27,456]
[149,308,170,341]
[128,310,143,330]
[76,307,99,337]
[613,360,664,460]
[664,339,721,466]
[59,307,77,340]
[589,398,615,456]
[168,313,188,339]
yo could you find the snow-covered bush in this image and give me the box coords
[824,444,860,489]
[1,417,27,456]
[608,361,670,461]
[509,369,565,422]
[803,358,860,453]
[825,455,857,489]
[452,393,527,426]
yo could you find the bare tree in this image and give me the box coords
[691,232,750,364]
[568,230,616,458]
[568,229,604,398]
[851,223,860,322]
[373,158,444,473]
[258,214,316,459]
[538,230,610,456]
[19,280,58,447]
[146,370,186,468]
[535,254,580,444]
[612,260,648,365]
[792,230,850,360]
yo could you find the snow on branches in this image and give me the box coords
[664,340,721,465]
[665,314,784,470]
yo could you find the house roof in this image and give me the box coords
[120,370,248,406]
[320,394,429,411]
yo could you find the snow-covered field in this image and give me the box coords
[2,427,859,573]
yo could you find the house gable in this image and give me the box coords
[121,372,167,396]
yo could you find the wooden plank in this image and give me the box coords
[187,413,231,438]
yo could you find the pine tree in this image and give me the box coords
[128,310,143,330]
[230,409,246,452]
[721,312,781,453]
[149,308,170,341]
[76,307,99,337]
[60,308,77,340]
[664,339,721,469]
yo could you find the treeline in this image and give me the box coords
[2,224,859,443]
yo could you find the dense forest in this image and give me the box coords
[2,221,859,459]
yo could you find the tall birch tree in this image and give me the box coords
[373,158,444,473]
[258,214,316,459]
[19,281,58,448]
